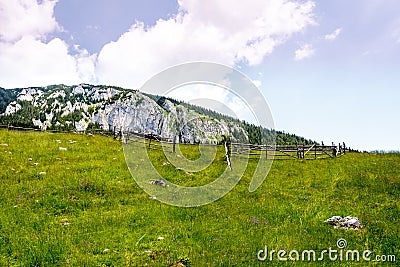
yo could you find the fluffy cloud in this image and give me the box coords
[0,0,60,42]
[0,36,96,88]
[294,44,314,61]
[324,28,342,41]
[0,0,316,89]
[0,0,95,88]
[97,0,316,88]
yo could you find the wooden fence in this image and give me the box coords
[1,124,347,160]
[123,131,347,160]
[230,142,346,160]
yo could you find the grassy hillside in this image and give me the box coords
[0,130,398,266]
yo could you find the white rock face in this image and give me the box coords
[2,85,249,143]
[5,102,21,115]
[17,88,43,102]
[90,94,244,143]
[49,90,66,99]
[162,99,175,113]
[89,87,119,102]
[75,118,88,132]
[92,94,166,134]
[32,119,43,129]
[72,86,85,95]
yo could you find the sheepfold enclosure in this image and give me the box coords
[123,131,347,161]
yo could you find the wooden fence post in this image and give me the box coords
[332,142,337,157]
[224,140,232,170]
[314,145,317,159]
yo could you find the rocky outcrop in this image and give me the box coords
[1,84,248,143]
[5,102,21,115]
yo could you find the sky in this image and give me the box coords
[0,0,399,151]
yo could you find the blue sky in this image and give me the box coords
[0,0,399,151]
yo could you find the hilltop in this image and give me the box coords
[0,84,315,145]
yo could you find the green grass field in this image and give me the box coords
[0,130,399,266]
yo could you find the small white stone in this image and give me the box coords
[157,236,164,241]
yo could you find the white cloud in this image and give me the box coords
[97,0,316,89]
[324,28,342,41]
[294,44,315,61]
[0,36,96,88]
[0,0,95,88]
[0,0,316,89]
[0,0,60,42]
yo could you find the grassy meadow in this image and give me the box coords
[0,129,399,266]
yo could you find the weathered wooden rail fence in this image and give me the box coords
[123,131,347,160]
[230,142,346,160]
[1,124,347,160]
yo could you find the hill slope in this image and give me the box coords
[0,130,398,266]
